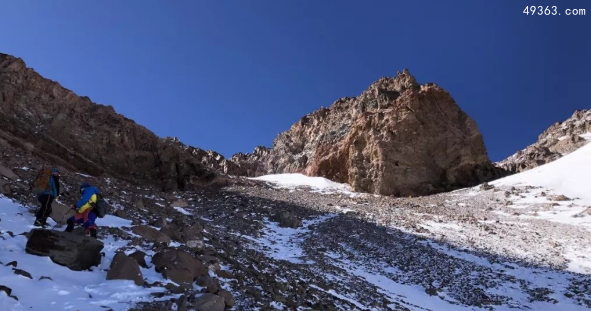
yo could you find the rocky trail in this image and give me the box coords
[2,139,591,310]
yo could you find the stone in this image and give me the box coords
[152,249,208,289]
[215,270,235,279]
[551,195,570,201]
[170,199,188,208]
[13,268,32,279]
[193,293,225,311]
[195,275,220,293]
[479,182,494,191]
[187,239,205,251]
[0,165,18,180]
[129,250,149,268]
[106,252,144,285]
[50,202,76,225]
[113,209,128,219]
[25,229,103,271]
[217,289,235,307]
[271,211,303,228]
[132,225,170,246]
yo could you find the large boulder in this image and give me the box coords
[228,70,503,196]
[194,293,225,311]
[106,252,144,285]
[25,229,103,271]
[152,249,208,289]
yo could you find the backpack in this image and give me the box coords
[94,193,111,218]
[32,168,52,195]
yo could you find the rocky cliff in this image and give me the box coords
[0,53,222,191]
[498,109,591,172]
[229,70,502,196]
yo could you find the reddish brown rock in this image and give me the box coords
[0,53,221,191]
[230,70,502,196]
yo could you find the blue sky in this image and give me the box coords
[0,1,589,161]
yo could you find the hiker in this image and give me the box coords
[34,168,60,227]
[65,182,99,238]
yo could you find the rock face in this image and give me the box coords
[229,70,501,196]
[25,229,104,271]
[0,53,221,191]
[499,110,591,172]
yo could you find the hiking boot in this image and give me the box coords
[65,219,74,232]
[89,228,98,239]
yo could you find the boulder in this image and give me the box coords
[152,249,208,289]
[195,275,220,293]
[187,239,205,251]
[161,223,203,243]
[194,293,225,311]
[132,225,170,246]
[129,250,149,268]
[113,209,129,219]
[217,290,235,307]
[0,165,18,180]
[106,252,144,285]
[25,229,103,271]
[50,202,76,225]
[272,211,303,228]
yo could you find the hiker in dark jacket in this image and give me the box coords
[65,183,99,238]
[34,168,60,226]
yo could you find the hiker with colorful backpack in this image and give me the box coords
[32,168,61,227]
[65,182,101,238]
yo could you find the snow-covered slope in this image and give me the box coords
[494,142,591,205]
[252,173,358,196]
[0,196,172,310]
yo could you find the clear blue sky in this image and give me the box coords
[1,1,589,161]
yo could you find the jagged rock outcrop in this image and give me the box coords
[498,110,591,172]
[0,53,222,191]
[230,70,501,196]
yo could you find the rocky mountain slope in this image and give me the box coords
[2,123,591,310]
[498,109,591,172]
[0,53,224,192]
[227,70,502,196]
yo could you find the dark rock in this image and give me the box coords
[106,252,144,286]
[194,293,225,311]
[217,289,235,307]
[129,250,149,268]
[114,209,129,219]
[196,276,220,294]
[0,165,18,180]
[0,285,18,301]
[152,249,208,289]
[13,268,32,279]
[272,211,303,228]
[215,270,235,279]
[25,229,103,271]
[5,261,17,267]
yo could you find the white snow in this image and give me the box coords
[493,143,591,206]
[0,196,171,310]
[76,172,93,178]
[173,206,192,216]
[241,214,336,264]
[251,173,358,196]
